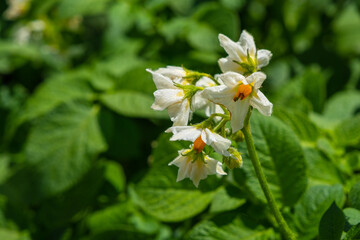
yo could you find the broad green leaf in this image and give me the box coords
[100,90,168,119]
[323,90,360,122]
[186,22,219,52]
[303,147,343,186]
[350,182,360,210]
[344,208,360,226]
[318,202,345,240]
[6,70,95,141]
[333,115,360,147]
[103,160,126,193]
[131,134,220,222]
[236,113,307,206]
[344,224,360,240]
[24,101,106,198]
[274,108,319,144]
[209,186,246,213]
[301,66,328,113]
[187,212,276,240]
[86,200,168,239]
[294,184,345,240]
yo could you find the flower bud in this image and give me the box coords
[231,130,245,142]
[223,147,243,169]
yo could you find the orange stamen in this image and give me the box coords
[193,136,206,153]
[233,84,252,102]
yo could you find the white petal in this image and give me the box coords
[215,162,227,175]
[246,72,266,89]
[151,89,183,110]
[195,77,216,88]
[217,72,247,88]
[176,157,192,182]
[218,34,246,61]
[202,85,237,111]
[229,99,250,132]
[204,157,227,176]
[218,57,240,73]
[203,129,231,156]
[190,161,207,187]
[250,91,273,116]
[155,66,186,80]
[192,91,209,110]
[168,126,201,142]
[168,99,190,126]
[257,49,272,69]
[147,69,176,89]
[239,30,256,57]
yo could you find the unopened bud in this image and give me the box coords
[231,130,245,142]
[223,147,243,169]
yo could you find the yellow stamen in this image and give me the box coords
[233,84,252,102]
[193,136,206,153]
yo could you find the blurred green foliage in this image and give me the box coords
[0,0,359,239]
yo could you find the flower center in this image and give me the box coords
[193,136,206,153]
[233,84,252,102]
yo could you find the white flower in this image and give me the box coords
[218,30,272,74]
[202,71,273,132]
[169,149,226,187]
[148,69,191,126]
[152,66,186,82]
[166,126,231,156]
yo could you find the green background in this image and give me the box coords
[0,0,359,239]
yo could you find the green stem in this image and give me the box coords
[241,108,296,240]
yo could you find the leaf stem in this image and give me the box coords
[241,108,296,240]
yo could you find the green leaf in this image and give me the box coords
[273,108,319,144]
[6,70,95,141]
[24,101,106,198]
[187,212,275,240]
[131,134,220,222]
[323,90,360,122]
[301,65,328,113]
[209,186,246,213]
[344,208,360,226]
[318,202,345,240]
[236,113,307,206]
[100,90,168,119]
[350,182,360,210]
[294,184,345,240]
[0,155,9,184]
[303,147,343,186]
[186,22,219,52]
[344,224,360,240]
[103,160,126,193]
[333,115,360,147]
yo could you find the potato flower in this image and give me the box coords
[169,149,226,187]
[202,71,272,132]
[218,30,272,75]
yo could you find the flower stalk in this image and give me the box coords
[241,107,296,240]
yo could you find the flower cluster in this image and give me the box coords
[148,30,273,187]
